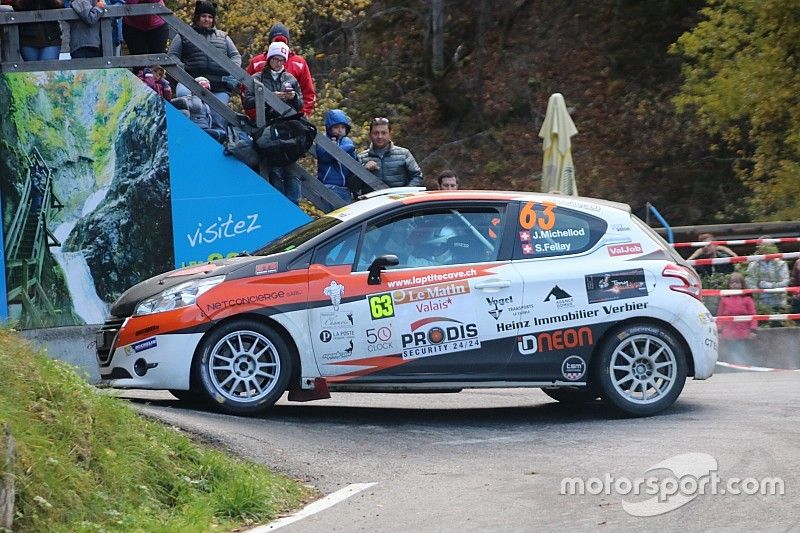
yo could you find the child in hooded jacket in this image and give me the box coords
[717,272,757,340]
[316,109,356,203]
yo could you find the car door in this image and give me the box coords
[308,202,523,382]
[506,200,609,382]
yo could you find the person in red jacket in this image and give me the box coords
[717,272,757,341]
[244,22,316,119]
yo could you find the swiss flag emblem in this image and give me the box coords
[519,231,531,242]
[522,243,534,255]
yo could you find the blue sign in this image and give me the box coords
[165,105,311,267]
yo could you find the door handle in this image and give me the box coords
[474,279,512,290]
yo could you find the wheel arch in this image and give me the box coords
[190,312,303,390]
[590,317,695,378]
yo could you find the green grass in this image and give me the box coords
[0,328,311,532]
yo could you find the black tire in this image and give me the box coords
[194,319,293,416]
[541,387,600,404]
[595,323,687,417]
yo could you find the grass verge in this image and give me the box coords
[0,327,311,532]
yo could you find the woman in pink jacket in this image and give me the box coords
[123,0,167,55]
[717,272,757,341]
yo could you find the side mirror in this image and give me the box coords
[368,254,399,285]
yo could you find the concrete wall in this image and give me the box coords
[19,325,101,384]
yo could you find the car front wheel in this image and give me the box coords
[596,324,687,417]
[195,319,292,415]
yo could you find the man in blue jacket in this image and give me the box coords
[358,117,423,188]
[317,109,356,203]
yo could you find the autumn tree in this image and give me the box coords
[671,0,800,220]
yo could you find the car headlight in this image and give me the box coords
[134,275,225,316]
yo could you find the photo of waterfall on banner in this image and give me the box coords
[0,69,174,329]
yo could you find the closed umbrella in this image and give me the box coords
[538,93,578,195]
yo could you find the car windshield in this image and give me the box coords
[254,216,341,256]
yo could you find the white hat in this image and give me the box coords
[194,76,210,89]
[267,41,289,61]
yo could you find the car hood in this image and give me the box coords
[110,254,284,318]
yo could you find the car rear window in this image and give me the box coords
[511,201,607,259]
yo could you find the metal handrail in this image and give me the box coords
[5,167,31,259]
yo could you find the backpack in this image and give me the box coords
[253,113,317,166]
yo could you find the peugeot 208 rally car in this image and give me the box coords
[96,188,717,416]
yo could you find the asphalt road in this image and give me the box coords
[118,371,799,531]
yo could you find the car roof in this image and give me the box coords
[328,188,631,222]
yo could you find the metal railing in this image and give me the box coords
[0,4,386,212]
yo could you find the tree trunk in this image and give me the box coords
[0,423,15,530]
[430,0,444,77]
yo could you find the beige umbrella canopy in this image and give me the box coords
[538,93,578,195]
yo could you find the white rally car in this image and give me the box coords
[96,188,717,416]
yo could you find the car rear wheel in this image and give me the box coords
[195,319,292,415]
[541,387,600,404]
[596,324,687,417]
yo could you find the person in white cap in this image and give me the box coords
[171,76,226,143]
[243,41,305,204]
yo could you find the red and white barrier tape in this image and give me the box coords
[716,361,800,372]
[702,286,800,296]
[689,251,800,266]
[715,313,800,323]
[673,237,800,249]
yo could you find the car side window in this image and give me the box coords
[356,206,506,271]
[512,201,607,259]
[315,229,359,267]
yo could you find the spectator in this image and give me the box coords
[105,0,124,56]
[123,0,168,56]
[358,117,423,188]
[170,0,241,124]
[151,65,172,99]
[11,0,63,61]
[69,0,106,59]
[717,272,757,339]
[790,259,800,315]
[688,232,736,277]
[316,109,356,204]
[245,22,316,118]
[437,169,459,190]
[171,76,226,143]
[745,236,789,312]
[243,41,303,204]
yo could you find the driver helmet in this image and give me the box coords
[421,225,457,257]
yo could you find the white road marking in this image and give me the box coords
[248,482,378,532]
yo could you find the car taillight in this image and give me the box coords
[662,263,703,301]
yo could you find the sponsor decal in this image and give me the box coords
[528,228,586,241]
[324,281,346,310]
[132,337,157,353]
[386,268,478,289]
[553,198,602,212]
[607,243,643,257]
[515,326,593,355]
[704,337,718,350]
[134,325,159,337]
[585,269,648,304]
[368,293,395,320]
[544,286,574,309]
[320,311,354,328]
[205,290,286,312]
[508,303,536,317]
[611,223,631,232]
[602,301,648,314]
[400,317,480,359]
[320,340,355,361]
[561,356,587,381]
[497,319,530,333]
[486,295,513,320]
[391,280,470,305]
[255,262,279,275]
[320,329,355,342]
[529,308,599,327]
[366,326,394,352]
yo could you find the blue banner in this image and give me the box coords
[165,105,311,267]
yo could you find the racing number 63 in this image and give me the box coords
[369,294,395,319]
[519,201,556,230]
